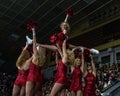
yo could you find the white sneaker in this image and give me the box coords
[90,48,99,54]
[26,36,33,45]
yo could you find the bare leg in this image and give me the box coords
[12,85,21,96]
[71,91,75,96]
[59,89,66,96]
[20,86,25,96]
[76,90,83,96]
[34,82,42,96]
[49,83,64,96]
[26,81,35,96]
[35,91,42,96]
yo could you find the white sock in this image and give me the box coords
[90,48,99,54]
[26,36,33,45]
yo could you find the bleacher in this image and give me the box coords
[101,82,120,96]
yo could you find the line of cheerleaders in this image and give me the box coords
[12,21,97,96]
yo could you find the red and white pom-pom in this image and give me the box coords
[84,48,91,62]
[27,21,38,31]
[64,9,74,22]
[84,48,90,56]
[72,48,83,59]
[66,9,74,16]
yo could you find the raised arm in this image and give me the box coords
[32,28,37,54]
[62,40,68,64]
[80,48,84,73]
[56,43,63,58]
[23,42,28,50]
[39,44,57,51]
[91,55,96,77]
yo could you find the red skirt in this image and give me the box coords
[27,62,42,83]
[14,69,29,86]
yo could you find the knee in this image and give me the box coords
[12,91,19,96]
[26,90,32,96]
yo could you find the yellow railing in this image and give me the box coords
[94,39,120,51]
[70,16,120,39]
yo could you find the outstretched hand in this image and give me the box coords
[90,54,93,61]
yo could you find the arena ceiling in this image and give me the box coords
[0,0,120,71]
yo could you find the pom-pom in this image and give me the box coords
[72,48,82,59]
[50,32,68,48]
[84,48,91,62]
[74,49,80,58]
[66,9,74,17]
[84,48,90,56]
[27,21,38,31]
[50,33,58,43]
[64,9,74,22]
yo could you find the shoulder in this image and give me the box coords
[92,72,96,77]
[57,32,65,37]
[71,65,75,71]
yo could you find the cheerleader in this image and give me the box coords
[83,55,96,96]
[70,48,84,96]
[39,21,83,51]
[12,41,32,96]
[26,28,46,96]
[49,39,69,96]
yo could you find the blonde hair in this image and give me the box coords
[67,49,75,64]
[60,22,70,31]
[36,46,46,66]
[16,50,30,67]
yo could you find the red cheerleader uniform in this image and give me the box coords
[54,60,68,86]
[27,61,42,83]
[14,69,29,86]
[51,32,69,49]
[84,73,96,96]
[57,32,68,48]
[70,66,82,91]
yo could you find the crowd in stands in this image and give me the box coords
[0,63,119,96]
[96,63,120,96]
[0,73,16,96]
[42,63,120,96]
